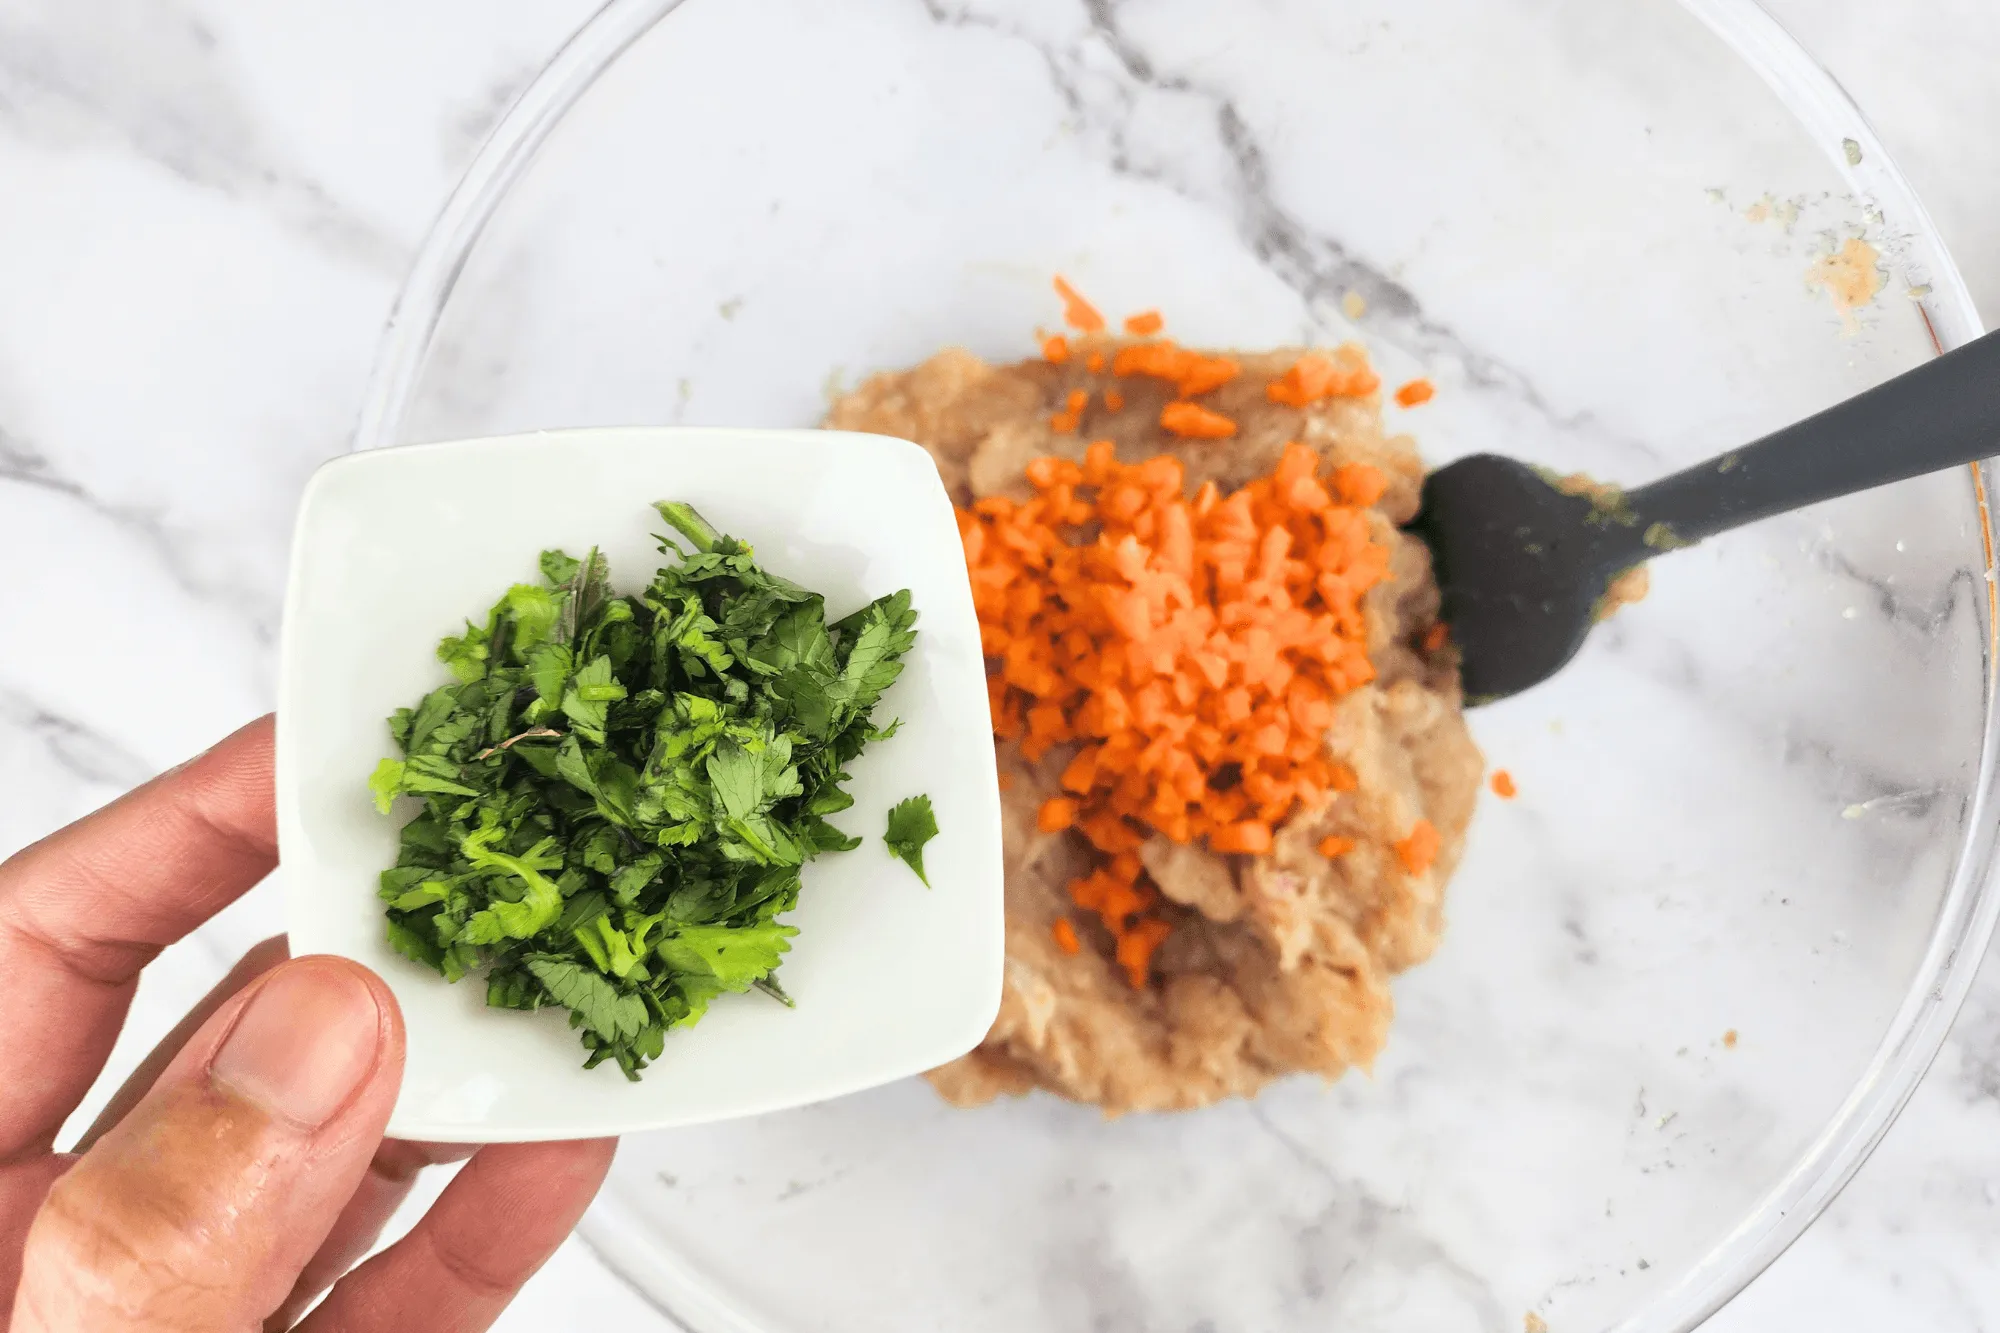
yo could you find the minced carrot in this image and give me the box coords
[1490,770,1517,800]
[1103,388,1125,412]
[1318,834,1356,858]
[1124,309,1164,337]
[1267,345,1379,406]
[1421,622,1450,653]
[1043,334,1071,364]
[1039,796,1081,832]
[1086,350,1105,374]
[1114,340,1240,398]
[1114,918,1172,988]
[1051,918,1082,955]
[1054,275,1106,333]
[959,438,1394,985]
[1050,388,1089,434]
[1160,401,1236,439]
[1394,378,1435,408]
[1395,820,1440,875]
[1332,464,1386,507]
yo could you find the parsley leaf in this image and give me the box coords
[527,957,651,1043]
[368,500,919,1078]
[884,795,939,887]
[657,921,797,989]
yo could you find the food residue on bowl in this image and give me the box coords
[1596,565,1653,622]
[1808,236,1884,331]
[827,278,1481,1113]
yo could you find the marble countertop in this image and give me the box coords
[3,0,1998,1328]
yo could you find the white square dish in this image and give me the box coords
[276,427,1004,1142]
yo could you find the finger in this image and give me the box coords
[0,932,286,1320]
[0,714,278,1161]
[75,934,291,1151]
[265,1138,478,1330]
[0,1153,74,1330]
[295,1138,616,1333]
[71,934,475,1326]
[5,937,289,1323]
[11,956,404,1333]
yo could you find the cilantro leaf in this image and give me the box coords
[883,795,939,887]
[539,549,582,586]
[527,957,651,1043]
[457,825,566,942]
[501,583,564,654]
[657,922,796,989]
[369,758,407,815]
[437,619,492,683]
[833,589,919,722]
[386,917,443,969]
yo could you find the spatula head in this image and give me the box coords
[1410,453,1632,703]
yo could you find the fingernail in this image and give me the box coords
[211,961,383,1128]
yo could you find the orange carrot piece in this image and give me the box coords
[1421,622,1450,653]
[1332,463,1387,507]
[1086,350,1105,374]
[1266,354,1335,407]
[1104,388,1125,412]
[1039,796,1081,832]
[1176,355,1239,397]
[1395,819,1441,875]
[1490,770,1517,800]
[1050,387,1090,434]
[1051,917,1082,954]
[1043,333,1072,364]
[1054,275,1106,333]
[1211,821,1273,854]
[1124,309,1164,336]
[1318,834,1356,858]
[1394,378,1435,407]
[1160,401,1237,439]
[1115,917,1171,987]
[1268,346,1380,405]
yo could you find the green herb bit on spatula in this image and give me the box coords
[367,501,921,1080]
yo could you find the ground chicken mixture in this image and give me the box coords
[826,292,1482,1114]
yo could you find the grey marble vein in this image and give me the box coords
[916,0,1664,468]
[0,0,403,273]
[0,440,283,646]
[1247,1106,1509,1332]
[0,688,154,793]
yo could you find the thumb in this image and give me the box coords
[12,956,405,1333]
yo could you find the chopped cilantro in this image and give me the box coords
[368,502,918,1080]
[883,795,939,887]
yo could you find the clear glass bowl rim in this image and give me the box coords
[350,3,1998,1328]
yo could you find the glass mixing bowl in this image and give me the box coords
[353,1,1998,1328]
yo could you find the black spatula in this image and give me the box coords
[1411,326,2000,703]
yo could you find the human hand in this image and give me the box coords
[0,715,617,1331]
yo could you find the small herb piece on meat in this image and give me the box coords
[883,795,939,887]
[368,502,917,1080]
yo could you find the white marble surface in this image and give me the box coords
[2,1,1999,1330]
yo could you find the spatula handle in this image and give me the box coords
[1623,325,2000,551]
